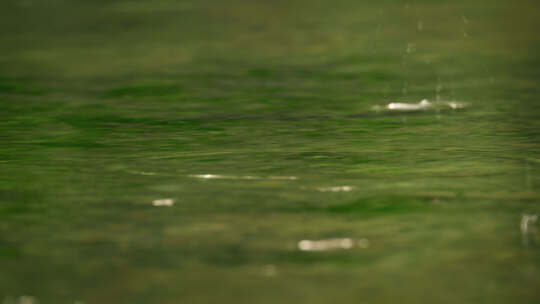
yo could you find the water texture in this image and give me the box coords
[1,0,539,303]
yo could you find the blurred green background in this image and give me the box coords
[1,0,539,303]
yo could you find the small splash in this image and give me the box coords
[521,213,537,234]
[372,99,467,112]
[521,213,537,247]
[152,198,175,207]
[386,99,432,111]
[298,238,369,251]
[317,186,354,192]
[447,102,466,109]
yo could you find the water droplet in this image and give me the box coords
[461,14,470,25]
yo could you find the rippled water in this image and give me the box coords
[1,0,539,303]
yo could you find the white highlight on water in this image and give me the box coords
[189,174,298,180]
[298,238,369,251]
[447,102,466,109]
[521,213,537,247]
[521,214,537,234]
[317,186,354,192]
[372,99,467,111]
[152,198,175,207]
[387,99,432,110]
[519,213,538,247]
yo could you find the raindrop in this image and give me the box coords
[436,77,443,101]
[461,14,470,25]
[521,214,537,235]
[402,81,409,96]
[521,213,538,247]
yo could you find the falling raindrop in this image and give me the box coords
[402,81,409,96]
[316,186,354,192]
[521,214,538,247]
[461,14,469,25]
[436,77,443,101]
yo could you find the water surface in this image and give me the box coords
[1,0,539,303]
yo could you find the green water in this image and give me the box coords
[1,0,540,303]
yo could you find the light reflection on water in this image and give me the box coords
[298,238,370,251]
[189,174,298,180]
[152,198,175,207]
[316,186,355,192]
[372,99,468,111]
[521,213,538,247]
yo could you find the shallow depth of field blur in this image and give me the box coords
[1,0,540,303]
